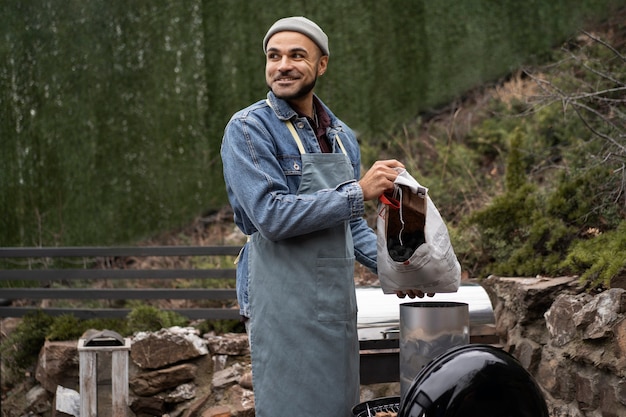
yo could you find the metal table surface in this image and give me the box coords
[356,283,497,384]
[356,283,495,340]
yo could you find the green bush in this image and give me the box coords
[439,22,626,285]
[0,311,53,382]
[463,99,624,284]
[47,315,129,341]
[126,305,188,333]
[195,318,245,335]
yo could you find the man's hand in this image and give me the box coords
[395,290,435,299]
[358,160,405,201]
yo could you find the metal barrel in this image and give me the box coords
[399,301,469,399]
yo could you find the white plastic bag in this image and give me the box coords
[376,169,461,294]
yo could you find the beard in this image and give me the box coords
[268,74,317,101]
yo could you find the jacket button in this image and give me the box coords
[297,122,305,129]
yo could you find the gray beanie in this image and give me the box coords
[263,16,329,56]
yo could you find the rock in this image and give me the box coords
[514,338,542,373]
[616,379,626,409]
[545,293,592,347]
[576,289,626,340]
[55,385,80,417]
[359,382,400,403]
[25,384,51,414]
[610,273,626,291]
[182,391,212,417]
[35,340,80,392]
[484,275,578,324]
[132,327,208,369]
[201,405,232,417]
[212,363,244,390]
[162,382,197,404]
[0,317,21,338]
[205,333,249,356]
[574,371,599,411]
[223,385,254,417]
[238,372,253,390]
[213,354,228,372]
[130,363,198,396]
[613,317,626,360]
[536,348,561,399]
[130,395,166,415]
[484,275,580,351]
[598,377,622,417]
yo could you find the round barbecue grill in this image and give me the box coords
[398,344,549,417]
[353,344,548,417]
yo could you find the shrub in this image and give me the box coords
[0,310,53,384]
[126,305,188,333]
[47,315,129,341]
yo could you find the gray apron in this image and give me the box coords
[248,122,359,417]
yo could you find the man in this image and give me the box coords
[221,16,425,416]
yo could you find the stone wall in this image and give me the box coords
[14,275,626,416]
[482,276,626,417]
[22,326,396,417]
[24,328,255,417]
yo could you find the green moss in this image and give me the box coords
[561,221,626,288]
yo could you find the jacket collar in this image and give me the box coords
[266,91,313,121]
[265,91,341,133]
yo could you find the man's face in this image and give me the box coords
[265,31,328,105]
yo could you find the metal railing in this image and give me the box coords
[0,246,242,320]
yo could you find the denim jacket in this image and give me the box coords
[221,91,377,317]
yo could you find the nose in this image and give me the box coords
[277,56,293,72]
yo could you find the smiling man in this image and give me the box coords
[220,16,407,416]
[263,18,328,117]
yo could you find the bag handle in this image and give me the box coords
[379,193,400,209]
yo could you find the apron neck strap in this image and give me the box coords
[266,99,347,156]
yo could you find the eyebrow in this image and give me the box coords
[266,46,309,55]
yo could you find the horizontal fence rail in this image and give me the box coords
[0,246,243,257]
[2,268,237,281]
[0,245,407,383]
[0,246,242,320]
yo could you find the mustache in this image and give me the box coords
[273,70,300,80]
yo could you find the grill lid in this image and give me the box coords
[398,344,549,417]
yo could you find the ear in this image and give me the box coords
[317,55,328,76]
